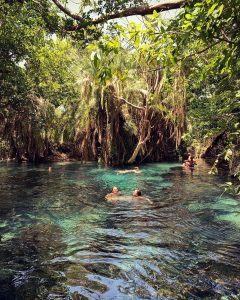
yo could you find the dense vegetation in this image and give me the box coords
[0,0,239,191]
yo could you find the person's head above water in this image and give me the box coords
[132,189,142,197]
[112,186,120,194]
[134,167,140,170]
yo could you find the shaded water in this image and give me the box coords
[0,160,239,299]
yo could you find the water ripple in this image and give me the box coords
[0,161,240,299]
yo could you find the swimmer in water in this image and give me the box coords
[105,186,121,201]
[132,189,142,197]
[132,189,153,204]
[117,167,142,174]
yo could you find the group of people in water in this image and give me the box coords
[104,166,151,203]
[105,186,152,204]
[105,186,140,199]
[49,153,197,203]
[104,166,153,203]
[106,153,197,203]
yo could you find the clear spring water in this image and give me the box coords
[0,160,239,299]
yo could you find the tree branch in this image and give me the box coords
[182,40,222,60]
[51,0,185,30]
[213,35,235,45]
[51,0,84,22]
[128,120,151,164]
[113,95,145,110]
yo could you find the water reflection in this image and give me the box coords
[0,161,239,299]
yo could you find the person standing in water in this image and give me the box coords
[182,155,197,172]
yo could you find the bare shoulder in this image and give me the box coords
[105,192,122,201]
[105,193,114,200]
[143,197,153,204]
[133,196,153,204]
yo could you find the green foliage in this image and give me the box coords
[0,0,239,171]
[223,179,240,196]
[74,0,146,16]
[163,0,240,180]
[172,0,240,76]
[0,0,81,160]
[27,39,79,107]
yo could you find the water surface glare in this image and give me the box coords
[0,161,240,299]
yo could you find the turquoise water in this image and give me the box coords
[0,160,239,299]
